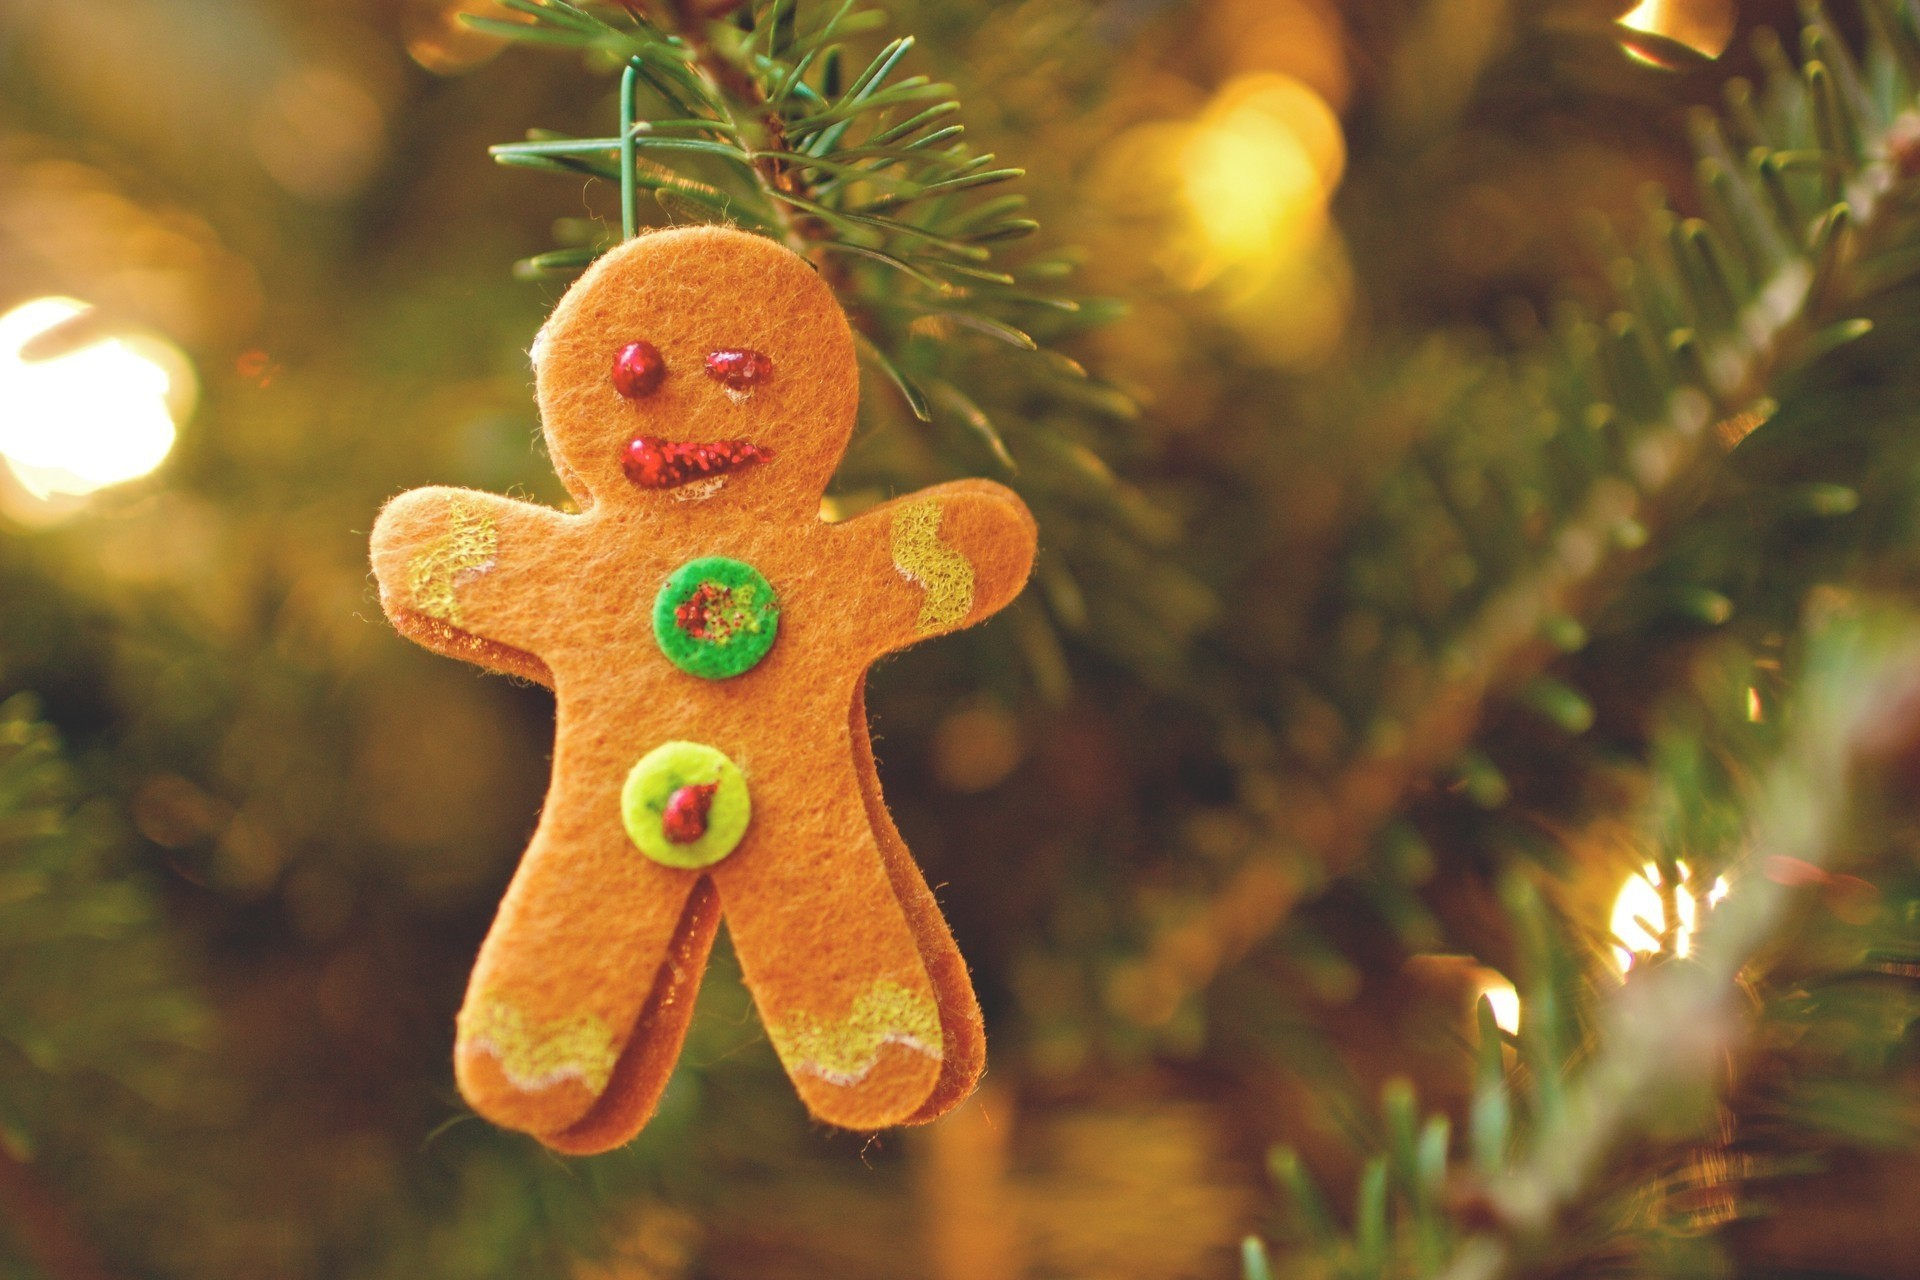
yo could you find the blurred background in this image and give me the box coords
[10,0,1920,1276]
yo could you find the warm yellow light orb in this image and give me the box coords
[1617,0,1736,64]
[0,297,190,503]
[1610,860,1730,972]
[1180,74,1346,277]
[1092,71,1351,366]
[1475,972,1521,1034]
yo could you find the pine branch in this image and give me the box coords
[1119,0,1920,1023]
[0,696,210,1278]
[475,0,1062,438]
[1441,612,1909,1278]
[1242,605,1920,1279]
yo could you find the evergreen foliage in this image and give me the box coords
[0,697,208,1277]
[10,0,1920,1275]
[1124,0,1920,1022]
[1245,608,1920,1277]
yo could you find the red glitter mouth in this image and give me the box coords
[622,436,773,490]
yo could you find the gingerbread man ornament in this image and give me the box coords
[369,226,1036,1153]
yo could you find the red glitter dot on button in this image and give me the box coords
[661,782,719,843]
[674,582,728,640]
[612,341,667,398]
[704,348,773,391]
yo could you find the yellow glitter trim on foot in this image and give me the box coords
[461,997,618,1095]
[768,978,943,1086]
[889,500,974,634]
[408,499,497,626]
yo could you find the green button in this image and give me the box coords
[621,741,750,868]
[653,556,779,679]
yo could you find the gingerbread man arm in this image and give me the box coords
[833,479,1038,659]
[369,486,574,685]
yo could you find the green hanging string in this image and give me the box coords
[620,58,641,241]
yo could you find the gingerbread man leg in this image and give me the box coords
[542,874,719,1155]
[454,749,716,1145]
[709,736,951,1129]
[850,675,986,1124]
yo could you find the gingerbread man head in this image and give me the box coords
[533,228,858,519]
[370,226,1036,1154]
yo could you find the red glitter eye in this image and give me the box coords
[704,348,773,391]
[612,341,666,398]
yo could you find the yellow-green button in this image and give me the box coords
[621,741,750,868]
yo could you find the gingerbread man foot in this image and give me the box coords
[370,226,1035,1151]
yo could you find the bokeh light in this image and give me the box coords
[250,64,387,201]
[1098,71,1352,367]
[0,148,263,350]
[0,296,192,508]
[932,702,1026,793]
[1610,860,1731,971]
[404,0,515,75]
[1476,971,1521,1033]
[1617,0,1736,66]
[1179,74,1344,279]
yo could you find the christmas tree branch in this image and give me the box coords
[1244,605,1920,1279]
[1121,0,1920,1023]
[0,696,210,1278]
[475,0,1061,435]
[1440,611,1909,1279]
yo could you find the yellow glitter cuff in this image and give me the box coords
[461,996,618,1095]
[408,498,498,626]
[768,978,943,1086]
[889,499,974,634]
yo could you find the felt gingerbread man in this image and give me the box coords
[369,226,1036,1153]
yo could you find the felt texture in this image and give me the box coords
[545,875,720,1155]
[652,556,780,679]
[369,225,1035,1152]
[850,675,988,1123]
[620,740,750,868]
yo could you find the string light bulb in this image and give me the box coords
[1610,860,1731,972]
[1617,0,1736,66]
[1475,972,1521,1034]
[0,297,192,512]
